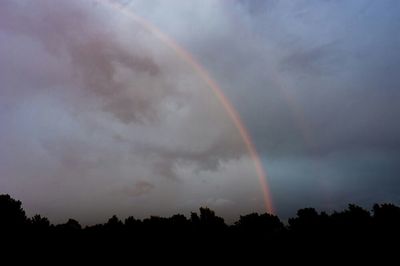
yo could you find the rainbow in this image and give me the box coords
[96,0,275,214]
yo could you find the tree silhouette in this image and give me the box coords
[0,194,27,230]
[0,193,399,257]
[125,216,141,228]
[56,218,82,232]
[30,214,51,230]
[105,215,124,231]
[373,203,400,237]
[198,207,226,229]
[288,208,325,232]
[235,212,284,235]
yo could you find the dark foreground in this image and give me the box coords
[1,194,399,261]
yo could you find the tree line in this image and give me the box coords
[1,193,399,256]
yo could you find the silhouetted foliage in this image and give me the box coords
[56,218,82,232]
[30,214,51,230]
[372,203,400,237]
[235,212,284,235]
[198,207,226,229]
[373,203,400,226]
[124,216,141,228]
[0,194,27,230]
[288,208,329,236]
[0,193,399,258]
[106,215,124,229]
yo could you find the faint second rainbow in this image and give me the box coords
[96,0,275,214]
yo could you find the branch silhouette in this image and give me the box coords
[1,194,398,258]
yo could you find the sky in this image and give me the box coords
[1,0,399,224]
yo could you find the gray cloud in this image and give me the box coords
[123,0,400,217]
[0,0,181,124]
[121,181,155,197]
[1,0,399,222]
[0,0,260,223]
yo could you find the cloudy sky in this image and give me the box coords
[1,0,399,224]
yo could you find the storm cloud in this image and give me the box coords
[1,0,399,222]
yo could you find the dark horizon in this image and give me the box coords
[3,193,400,261]
[1,193,400,227]
[1,193,400,258]
[2,193,400,229]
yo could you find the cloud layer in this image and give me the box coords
[102,0,400,216]
[0,0,261,223]
[1,0,400,222]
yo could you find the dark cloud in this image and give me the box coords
[0,0,259,223]
[131,0,400,217]
[280,41,344,76]
[0,0,184,124]
[122,181,155,197]
[1,0,399,222]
